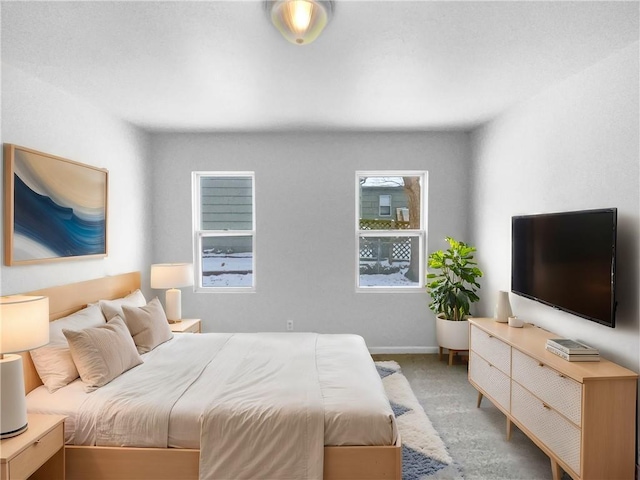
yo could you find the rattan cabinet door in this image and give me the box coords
[470,325,511,375]
[469,351,510,411]
[511,382,581,475]
[512,348,582,426]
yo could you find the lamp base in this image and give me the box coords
[165,288,182,322]
[1,423,28,439]
[0,354,29,439]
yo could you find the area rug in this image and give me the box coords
[376,361,464,480]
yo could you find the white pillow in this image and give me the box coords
[122,297,173,354]
[30,304,106,393]
[63,316,143,391]
[99,289,147,321]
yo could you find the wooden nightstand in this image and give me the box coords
[0,414,65,480]
[169,318,201,334]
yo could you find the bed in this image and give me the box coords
[21,272,402,480]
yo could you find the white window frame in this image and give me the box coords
[356,171,428,292]
[379,194,392,217]
[192,171,256,293]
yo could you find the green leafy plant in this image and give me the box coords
[427,237,483,321]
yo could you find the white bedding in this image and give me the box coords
[27,332,396,477]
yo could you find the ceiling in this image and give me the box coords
[1,1,638,132]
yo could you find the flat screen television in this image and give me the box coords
[511,208,617,328]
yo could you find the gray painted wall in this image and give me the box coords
[470,43,639,455]
[0,63,152,295]
[149,131,471,352]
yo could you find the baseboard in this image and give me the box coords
[368,346,439,355]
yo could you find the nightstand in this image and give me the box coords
[0,414,65,480]
[169,318,201,334]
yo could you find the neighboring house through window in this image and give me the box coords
[192,172,255,291]
[356,171,427,290]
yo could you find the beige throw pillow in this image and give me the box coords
[99,289,147,321]
[63,316,143,391]
[30,304,106,393]
[122,297,173,354]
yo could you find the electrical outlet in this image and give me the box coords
[286,320,294,331]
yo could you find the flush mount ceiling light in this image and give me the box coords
[268,0,334,45]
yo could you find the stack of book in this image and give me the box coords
[545,338,600,362]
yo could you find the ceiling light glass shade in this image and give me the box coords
[269,0,333,45]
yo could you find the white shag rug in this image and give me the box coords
[376,361,464,480]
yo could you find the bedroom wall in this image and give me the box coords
[0,63,152,295]
[470,42,639,457]
[149,131,470,352]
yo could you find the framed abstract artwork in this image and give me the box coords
[4,144,108,265]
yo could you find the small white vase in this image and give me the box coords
[495,290,512,323]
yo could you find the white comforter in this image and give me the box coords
[28,332,397,480]
[199,333,324,479]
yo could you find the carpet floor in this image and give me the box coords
[373,354,558,480]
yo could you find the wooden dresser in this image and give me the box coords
[468,317,637,480]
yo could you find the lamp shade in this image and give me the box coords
[0,296,49,354]
[150,263,194,289]
[269,0,332,45]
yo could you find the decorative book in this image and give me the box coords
[545,344,600,362]
[546,338,599,355]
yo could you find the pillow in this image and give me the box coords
[99,289,147,321]
[63,316,143,391]
[122,297,173,354]
[30,304,106,393]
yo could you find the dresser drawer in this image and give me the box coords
[512,349,582,426]
[470,325,511,375]
[469,351,510,411]
[512,382,581,476]
[9,423,63,479]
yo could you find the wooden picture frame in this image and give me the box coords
[4,144,108,265]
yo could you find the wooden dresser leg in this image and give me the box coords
[550,458,562,480]
[476,391,483,408]
[506,418,512,441]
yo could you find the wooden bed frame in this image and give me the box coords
[23,272,402,480]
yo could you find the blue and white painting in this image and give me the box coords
[8,147,107,264]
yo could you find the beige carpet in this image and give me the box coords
[373,354,556,480]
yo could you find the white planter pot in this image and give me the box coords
[436,315,470,351]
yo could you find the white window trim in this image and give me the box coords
[355,170,428,293]
[192,171,256,293]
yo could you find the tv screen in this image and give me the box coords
[511,208,617,327]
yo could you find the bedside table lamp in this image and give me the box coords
[150,263,193,323]
[0,295,49,439]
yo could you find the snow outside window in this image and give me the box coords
[192,172,255,292]
[356,171,427,290]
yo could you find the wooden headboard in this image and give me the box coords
[21,271,141,394]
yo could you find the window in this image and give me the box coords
[192,172,255,291]
[379,195,391,216]
[356,171,427,290]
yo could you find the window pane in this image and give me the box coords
[200,176,253,230]
[379,195,391,217]
[201,236,253,288]
[359,176,420,229]
[359,235,420,287]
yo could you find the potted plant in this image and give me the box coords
[426,237,483,356]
